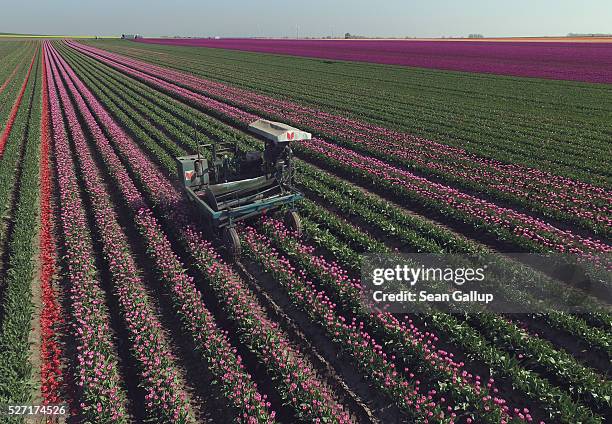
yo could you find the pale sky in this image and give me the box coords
[1,0,610,38]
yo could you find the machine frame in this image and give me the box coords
[176,119,310,258]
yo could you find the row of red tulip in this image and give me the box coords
[0,46,37,158]
[39,48,64,407]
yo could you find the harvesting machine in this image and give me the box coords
[176,119,310,259]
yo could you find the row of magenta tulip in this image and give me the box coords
[45,43,131,422]
[47,42,275,423]
[63,40,611,269]
[0,46,43,413]
[65,40,611,237]
[46,43,195,423]
[53,41,355,424]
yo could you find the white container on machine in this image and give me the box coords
[248,119,312,142]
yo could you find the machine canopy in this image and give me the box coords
[248,119,312,142]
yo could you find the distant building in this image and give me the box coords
[121,34,142,40]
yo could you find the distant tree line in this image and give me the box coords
[567,33,612,37]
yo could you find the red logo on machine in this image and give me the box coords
[286,132,295,140]
[185,170,195,181]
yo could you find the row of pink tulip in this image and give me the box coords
[240,225,459,423]
[260,217,609,423]
[65,40,611,233]
[45,43,130,423]
[46,43,194,423]
[47,42,275,423]
[258,217,531,424]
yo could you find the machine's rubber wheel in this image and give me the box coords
[285,211,302,237]
[224,227,241,260]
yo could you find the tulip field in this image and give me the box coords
[0,37,610,424]
[135,38,612,84]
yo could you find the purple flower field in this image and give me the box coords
[136,38,612,84]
